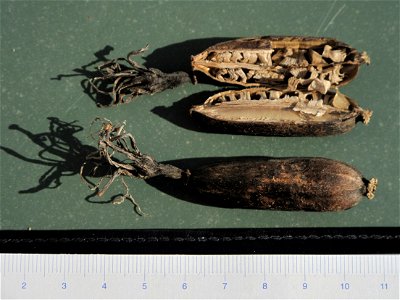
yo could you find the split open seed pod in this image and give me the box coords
[191,36,371,136]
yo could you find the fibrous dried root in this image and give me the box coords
[89,46,191,106]
[80,118,185,215]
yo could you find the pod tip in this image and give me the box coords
[360,51,371,65]
[361,109,373,125]
[366,178,378,200]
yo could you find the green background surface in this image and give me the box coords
[1,0,399,230]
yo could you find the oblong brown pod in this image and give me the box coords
[190,87,372,136]
[81,119,377,214]
[191,36,370,90]
[187,157,377,211]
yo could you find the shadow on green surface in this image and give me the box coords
[0,117,110,194]
[51,45,115,107]
[151,90,217,132]
[142,37,235,73]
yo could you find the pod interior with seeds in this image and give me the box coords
[191,36,370,89]
[191,87,372,136]
[81,119,377,214]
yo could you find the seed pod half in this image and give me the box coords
[187,157,377,211]
[190,87,372,136]
[191,36,370,90]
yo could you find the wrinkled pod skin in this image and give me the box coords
[179,157,377,211]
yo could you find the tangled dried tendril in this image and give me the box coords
[80,118,185,215]
[89,46,191,106]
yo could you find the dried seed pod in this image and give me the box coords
[191,87,372,136]
[189,37,371,136]
[89,36,371,136]
[188,157,377,211]
[191,36,370,89]
[81,120,377,214]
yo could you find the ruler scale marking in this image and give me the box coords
[1,254,398,299]
[390,256,395,274]
[22,258,26,287]
[3,254,6,276]
[44,255,47,278]
[19,253,22,274]
[27,254,30,274]
[62,255,65,282]
[35,254,38,275]
[383,256,386,282]
[312,255,314,274]
[262,255,266,281]
[7,254,10,274]
[342,255,346,281]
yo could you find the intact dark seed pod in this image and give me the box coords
[81,119,377,214]
[187,157,377,211]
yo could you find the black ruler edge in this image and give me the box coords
[0,227,399,254]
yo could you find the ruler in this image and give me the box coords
[1,254,399,299]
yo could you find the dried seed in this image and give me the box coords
[308,78,331,94]
[322,45,347,63]
[81,120,377,213]
[309,49,327,64]
[293,99,327,117]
